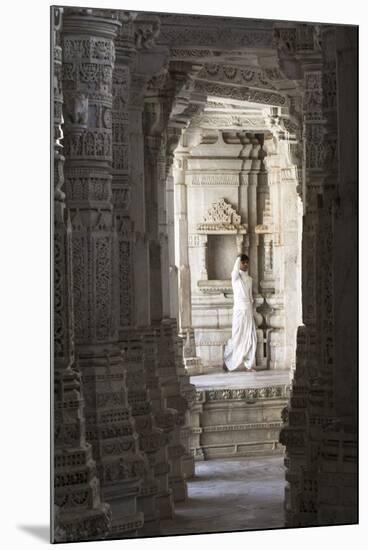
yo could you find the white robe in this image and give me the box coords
[223,257,257,371]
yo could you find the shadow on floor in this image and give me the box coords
[17,525,49,543]
[161,456,285,536]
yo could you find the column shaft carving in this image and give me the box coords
[280,25,356,528]
[154,320,191,501]
[61,11,145,537]
[144,132,164,323]
[141,329,176,519]
[174,139,198,359]
[120,332,162,534]
[112,19,136,334]
[165,164,180,320]
[130,74,151,326]
[52,8,111,541]
[279,28,324,528]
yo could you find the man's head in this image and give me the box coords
[239,254,249,271]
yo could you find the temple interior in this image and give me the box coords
[52,6,358,542]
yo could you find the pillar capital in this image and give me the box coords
[62,11,121,40]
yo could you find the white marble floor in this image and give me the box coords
[190,369,290,390]
[161,456,285,536]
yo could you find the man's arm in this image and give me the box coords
[231,256,241,283]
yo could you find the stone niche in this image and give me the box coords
[207,234,238,281]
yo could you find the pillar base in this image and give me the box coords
[106,511,144,539]
[169,476,188,502]
[182,452,195,479]
[53,503,112,543]
[157,490,175,520]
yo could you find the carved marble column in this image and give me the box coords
[141,328,176,519]
[251,136,273,371]
[260,156,287,371]
[247,139,260,287]
[166,126,182,321]
[144,132,164,323]
[169,319,197,479]
[154,320,189,502]
[112,14,136,335]
[143,69,179,325]
[278,24,327,528]
[120,332,162,535]
[331,38,358,525]
[53,9,112,542]
[334,27,357,425]
[165,163,179,320]
[313,26,357,527]
[159,157,172,320]
[274,132,303,373]
[272,23,315,525]
[61,10,146,537]
[173,134,197,358]
[129,46,169,327]
[129,73,151,327]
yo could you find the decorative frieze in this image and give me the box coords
[190,174,239,186]
[198,63,277,90]
[190,113,268,129]
[159,26,273,49]
[194,80,288,106]
[170,48,214,59]
[196,384,290,403]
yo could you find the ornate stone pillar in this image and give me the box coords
[129,73,151,327]
[120,332,163,535]
[334,27,357,425]
[129,43,169,327]
[254,138,283,372]
[52,8,111,542]
[173,134,196,358]
[196,234,208,281]
[262,160,287,371]
[331,39,358,527]
[141,328,176,519]
[112,14,136,335]
[144,132,163,323]
[154,320,189,502]
[248,141,260,287]
[315,26,357,527]
[61,9,146,537]
[278,24,325,528]
[165,162,179,320]
[173,329,197,480]
[274,131,303,373]
[239,137,250,225]
[143,68,179,325]
[158,142,171,320]
[165,126,183,321]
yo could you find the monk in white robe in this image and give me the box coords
[223,254,257,372]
